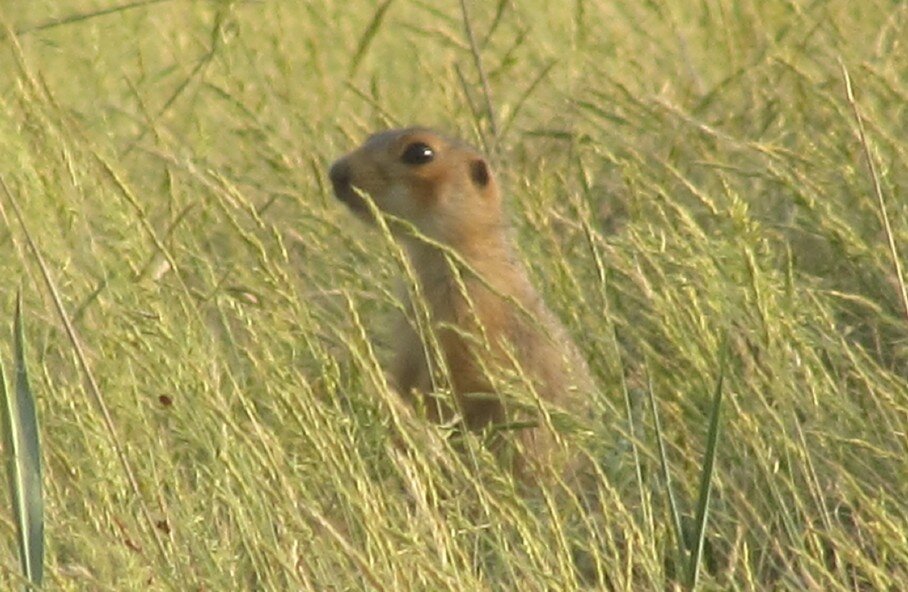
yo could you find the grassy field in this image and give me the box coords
[1,1,906,589]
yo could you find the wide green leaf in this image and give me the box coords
[0,293,44,589]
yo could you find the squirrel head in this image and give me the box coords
[329,127,502,244]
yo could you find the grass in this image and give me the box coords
[0,292,44,590]
[0,0,906,589]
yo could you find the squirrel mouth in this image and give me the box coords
[333,186,375,223]
[328,159,376,223]
[333,186,362,208]
[333,187,373,221]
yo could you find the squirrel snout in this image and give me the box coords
[329,160,351,193]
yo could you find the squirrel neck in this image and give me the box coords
[404,223,524,302]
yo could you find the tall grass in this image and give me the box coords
[0,1,905,589]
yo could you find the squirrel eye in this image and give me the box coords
[400,142,435,165]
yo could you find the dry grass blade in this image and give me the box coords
[840,60,908,323]
[0,293,44,589]
[0,177,170,568]
[299,504,389,592]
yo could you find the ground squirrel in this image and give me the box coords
[329,127,594,479]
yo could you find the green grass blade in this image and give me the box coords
[459,0,499,143]
[685,341,727,590]
[617,351,650,533]
[13,0,174,35]
[348,0,395,77]
[0,292,45,588]
[645,358,686,571]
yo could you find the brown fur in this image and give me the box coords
[329,127,594,480]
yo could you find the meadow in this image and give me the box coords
[0,1,906,590]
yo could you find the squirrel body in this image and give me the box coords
[330,128,593,477]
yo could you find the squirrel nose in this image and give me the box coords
[329,160,351,191]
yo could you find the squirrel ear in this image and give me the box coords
[469,158,491,188]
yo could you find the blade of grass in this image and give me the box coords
[348,0,395,77]
[0,177,171,571]
[299,503,389,592]
[123,7,228,155]
[479,0,508,47]
[612,327,652,536]
[499,59,556,139]
[455,63,490,155]
[12,0,174,35]
[645,357,686,572]
[840,60,908,323]
[0,292,44,589]
[685,338,728,589]
[459,0,499,151]
[12,293,43,589]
